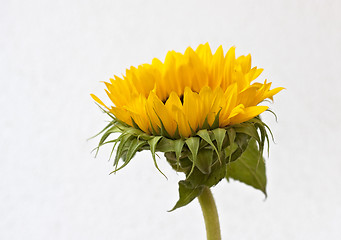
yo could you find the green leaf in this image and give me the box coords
[225,138,267,196]
[170,181,205,211]
[212,128,226,153]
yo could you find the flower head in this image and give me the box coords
[92,43,283,138]
[91,43,283,210]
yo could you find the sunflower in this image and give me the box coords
[91,43,283,139]
[91,43,283,239]
[91,43,283,211]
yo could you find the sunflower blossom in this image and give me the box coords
[92,43,283,139]
[91,43,284,215]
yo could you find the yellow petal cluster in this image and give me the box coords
[92,43,283,138]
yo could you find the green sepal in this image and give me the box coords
[94,103,115,120]
[202,115,210,129]
[226,128,236,163]
[205,156,227,187]
[196,129,220,160]
[266,108,278,122]
[174,139,185,169]
[225,138,267,196]
[131,117,142,131]
[210,108,222,129]
[160,121,171,138]
[111,138,146,174]
[97,125,121,149]
[234,123,260,144]
[148,119,159,136]
[235,132,250,151]
[155,137,175,152]
[188,123,198,137]
[165,152,192,173]
[185,137,200,177]
[114,134,134,169]
[148,136,166,178]
[195,149,214,174]
[173,125,181,140]
[212,128,226,153]
[249,117,273,156]
[88,120,116,141]
[154,112,172,138]
[224,142,238,161]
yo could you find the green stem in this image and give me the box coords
[198,186,221,240]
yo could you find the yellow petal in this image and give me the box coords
[229,104,245,119]
[222,46,236,89]
[149,92,177,136]
[195,42,213,65]
[266,87,285,101]
[230,106,268,125]
[90,94,109,110]
[165,91,183,114]
[110,107,133,126]
[183,87,201,132]
[174,107,192,138]
[146,94,161,134]
[219,83,237,123]
[185,47,208,92]
[209,45,224,89]
[124,95,150,134]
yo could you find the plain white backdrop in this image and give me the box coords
[1,0,341,239]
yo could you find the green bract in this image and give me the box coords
[92,106,272,210]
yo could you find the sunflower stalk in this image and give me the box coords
[198,187,221,240]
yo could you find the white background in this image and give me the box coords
[1,0,341,239]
